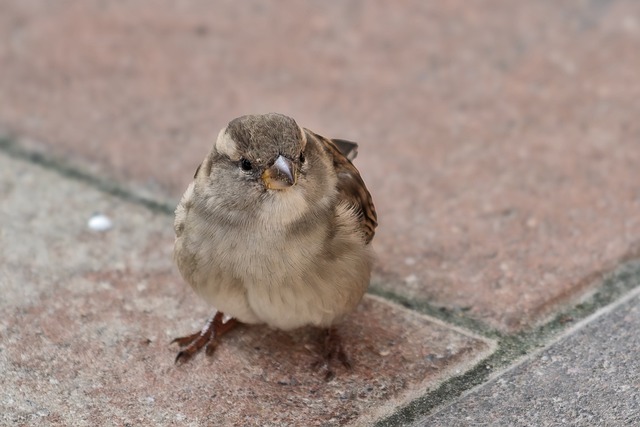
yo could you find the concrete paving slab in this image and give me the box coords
[421,287,640,426]
[0,153,494,426]
[1,1,640,333]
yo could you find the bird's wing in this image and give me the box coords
[306,129,378,243]
[330,138,359,161]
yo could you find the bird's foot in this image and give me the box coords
[312,327,352,381]
[172,311,238,364]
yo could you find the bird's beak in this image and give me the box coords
[261,155,296,190]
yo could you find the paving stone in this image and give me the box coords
[1,1,640,333]
[422,286,640,426]
[0,153,494,426]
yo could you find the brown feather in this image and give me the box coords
[305,129,378,243]
[331,138,359,161]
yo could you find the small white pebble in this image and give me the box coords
[404,274,419,285]
[88,213,113,232]
[98,281,113,290]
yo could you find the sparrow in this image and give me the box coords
[172,113,377,379]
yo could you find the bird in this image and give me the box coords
[172,113,377,379]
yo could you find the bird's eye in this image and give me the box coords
[299,152,306,163]
[240,158,253,171]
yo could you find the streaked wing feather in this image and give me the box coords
[331,139,359,161]
[306,130,377,243]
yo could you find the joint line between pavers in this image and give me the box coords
[375,260,640,426]
[0,134,175,215]
[368,284,502,339]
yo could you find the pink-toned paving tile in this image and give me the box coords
[0,154,494,426]
[1,1,639,332]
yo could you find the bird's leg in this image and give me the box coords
[313,326,352,381]
[172,311,238,364]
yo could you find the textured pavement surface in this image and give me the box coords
[0,153,493,426]
[423,287,640,427]
[1,1,640,425]
[1,1,640,332]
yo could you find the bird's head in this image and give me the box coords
[222,113,305,191]
[197,113,335,226]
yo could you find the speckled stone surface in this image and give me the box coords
[1,1,640,332]
[0,154,494,426]
[422,287,640,427]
